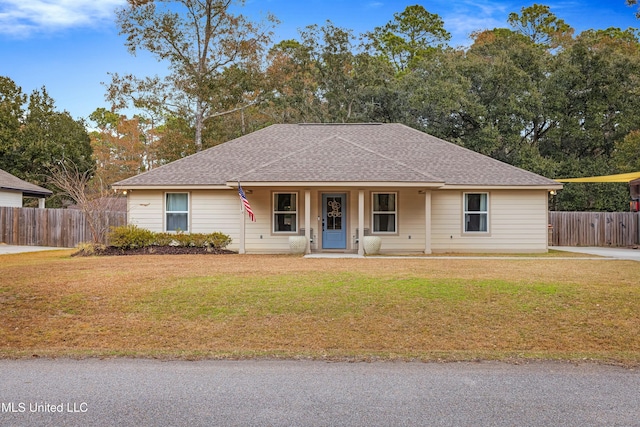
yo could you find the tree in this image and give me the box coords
[265,39,324,123]
[366,5,450,73]
[48,161,123,244]
[19,88,94,193]
[1,77,93,202]
[265,22,372,123]
[0,76,26,176]
[300,21,359,122]
[627,0,640,18]
[507,4,573,48]
[110,0,278,151]
[89,108,149,185]
[613,130,640,173]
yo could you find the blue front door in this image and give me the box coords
[322,193,347,249]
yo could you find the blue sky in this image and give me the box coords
[1,0,638,123]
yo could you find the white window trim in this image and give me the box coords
[463,192,489,234]
[165,192,190,233]
[371,192,398,234]
[273,192,298,234]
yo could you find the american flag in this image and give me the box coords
[238,183,255,222]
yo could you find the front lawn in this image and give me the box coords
[1,251,639,365]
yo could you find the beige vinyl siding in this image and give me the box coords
[190,190,240,248]
[127,190,164,232]
[244,189,291,253]
[0,190,23,207]
[431,189,549,253]
[126,187,550,254]
[375,189,426,253]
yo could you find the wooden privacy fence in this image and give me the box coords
[0,207,126,248]
[549,211,639,247]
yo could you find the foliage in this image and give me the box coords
[73,242,107,257]
[108,225,156,249]
[89,108,150,185]
[0,77,93,206]
[108,225,232,249]
[507,3,573,48]
[109,0,278,151]
[48,161,125,243]
[90,3,640,211]
[365,5,450,72]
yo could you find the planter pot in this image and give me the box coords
[363,236,382,255]
[289,236,308,254]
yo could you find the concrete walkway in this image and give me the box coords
[0,244,68,255]
[553,246,640,261]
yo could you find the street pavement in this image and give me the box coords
[1,359,639,426]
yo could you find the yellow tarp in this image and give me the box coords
[555,172,640,183]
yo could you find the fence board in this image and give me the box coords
[549,211,639,247]
[0,207,126,248]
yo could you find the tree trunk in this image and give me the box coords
[195,102,204,152]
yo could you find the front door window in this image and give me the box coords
[322,193,347,249]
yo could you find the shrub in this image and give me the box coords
[72,242,106,257]
[108,225,156,249]
[205,232,233,249]
[107,226,232,250]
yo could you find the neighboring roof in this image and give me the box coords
[556,171,640,183]
[66,197,127,212]
[114,123,561,189]
[0,168,52,197]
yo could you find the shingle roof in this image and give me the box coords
[114,123,560,188]
[0,168,52,197]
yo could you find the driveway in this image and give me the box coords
[0,244,68,255]
[554,246,640,261]
[0,359,638,427]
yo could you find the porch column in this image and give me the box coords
[305,190,311,254]
[38,198,45,209]
[239,200,246,254]
[424,190,432,254]
[358,190,365,256]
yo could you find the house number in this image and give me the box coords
[327,200,342,217]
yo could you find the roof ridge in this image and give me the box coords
[335,135,443,183]
[230,136,323,181]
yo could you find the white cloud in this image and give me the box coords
[435,0,512,47]
[0,0,126,37]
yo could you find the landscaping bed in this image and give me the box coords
[91,246,236,256]
[73,225,235,256]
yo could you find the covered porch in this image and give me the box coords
[228,183,441,255]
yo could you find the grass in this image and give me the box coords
[1,250,639,365]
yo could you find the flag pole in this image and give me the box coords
[239,183,246,254]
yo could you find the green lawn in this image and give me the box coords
[1,250,639,365]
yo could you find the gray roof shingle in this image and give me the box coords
[0,168,52,196]
[114,123,559,188]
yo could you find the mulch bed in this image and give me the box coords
[76,246,236,256]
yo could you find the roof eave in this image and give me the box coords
[227,181,446,188]
[1,186,52,197]
[442,184,563,191]
[111,184,231,191]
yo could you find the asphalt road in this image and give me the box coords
[1,359,638,426]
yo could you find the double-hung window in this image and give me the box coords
[166,193,189,232]
[464,193,488,233]
[372,192,397,233]
[273,193,297,233]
